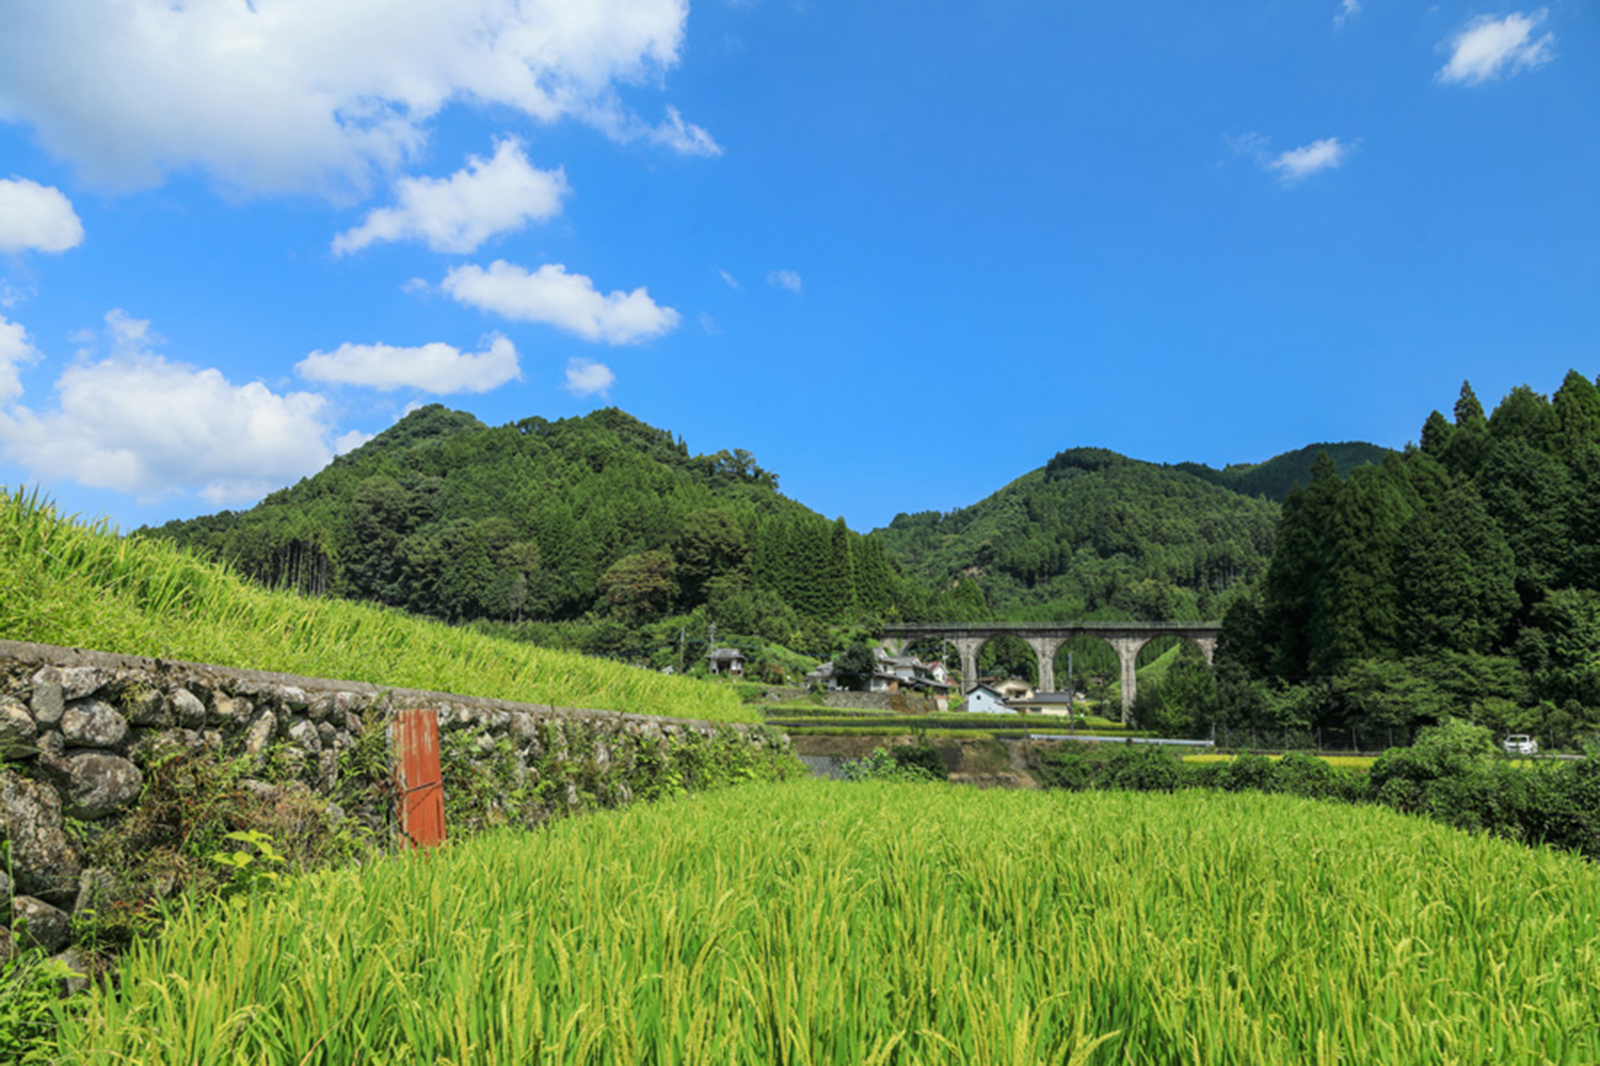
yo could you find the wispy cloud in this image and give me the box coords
[718,269,740,289]
[1334,0,1360,29]
[1230,133,1352,186]
[1270,138,1350,184]
[564,358,616,397]
[767,269,803,294]
[1438,10,1555,85]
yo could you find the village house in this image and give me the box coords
[805,648,954,695]
[706,647,746,676]
[963,683,1016,715]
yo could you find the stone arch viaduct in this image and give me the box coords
[881,622,1221,723]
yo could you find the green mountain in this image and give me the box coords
[143,405,907,643]
[1173,441,1393,502]
[871,447,1283,622]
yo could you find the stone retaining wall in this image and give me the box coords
[821,690,945,714]
[0,638,785,969]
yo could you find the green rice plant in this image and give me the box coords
[51,781,1600,1064]
[0,488,753,724]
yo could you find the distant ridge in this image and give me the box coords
[1172,441,1393,502]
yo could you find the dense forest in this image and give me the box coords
[1173,441,1390,502]
[1151,371,1600,750]
[147,404,1406,685]
[871,446,1381,623]
[144,405,986,664]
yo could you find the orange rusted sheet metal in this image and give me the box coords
[394,707,446,848]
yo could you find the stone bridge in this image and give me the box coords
[881,621,1221,723]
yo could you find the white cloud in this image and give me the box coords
[768,269,803,294]
[718,269,740,289]
[0,314,40,406]
[334,429,374,455]
[698,312,720,335]
[440,261,679,344]
[0,310,343,503]
[0,177,83,253]
[564,358,615,397]
[1334,0,1360,29]
[297,334,521,394]
[1438,10,1555,85]
[0,280,32,308]
[645,106,723,157]
[0,0,707,195]
[332,139,568,255]
[1269,138,1350,184]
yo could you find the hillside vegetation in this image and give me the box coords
[875,447,1282,622]
[1193,369,1600,750]
[145,405,978,661]
[52,780,1600,1064]
[1173,440,1391,501]
[0,488,754,724]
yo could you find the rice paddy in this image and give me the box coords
[0,487,753,723]
[53,779,1600,1064]
[1184,753,1377,772]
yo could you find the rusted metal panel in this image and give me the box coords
[393,707,446,848]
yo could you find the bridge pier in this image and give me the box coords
[1025,636,1066,695]
[953,636,984,694]
[880,622,1224,720]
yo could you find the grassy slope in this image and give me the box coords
[0,489,754,724]
[55,779,1600,1064]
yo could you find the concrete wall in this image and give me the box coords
[0,638,786,968]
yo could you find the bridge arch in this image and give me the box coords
[882,622,1220,724]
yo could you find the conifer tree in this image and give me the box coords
[1306,463,1414,676]
[1396,484,1518,654]
[826,517,856,620]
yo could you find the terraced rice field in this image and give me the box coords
[54,780,1600,1064]
[0,487,752,723]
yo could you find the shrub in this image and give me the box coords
[1097,744,1183,793]
[841,747,940,782]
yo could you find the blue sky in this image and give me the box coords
[0,1,1595,534]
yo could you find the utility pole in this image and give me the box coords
[1067,651,1076,734]
[677,626,686,676]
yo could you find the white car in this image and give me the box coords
[1503,734,1539,756]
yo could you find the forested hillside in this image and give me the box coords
[1174,441,1391,502]
[144,405,976,660]
[1198,370,1600,750]
[874,448,1283,622]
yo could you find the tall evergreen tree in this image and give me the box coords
[1441,381,1490,478]
[1396,484,1518,654]
[1261,454,1341,679]
[826,517,856,620]
[1477,439,1572,607]
[1306,463,1415,676]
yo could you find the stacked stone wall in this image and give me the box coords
[820,690,944,714]
[0,638,785,969]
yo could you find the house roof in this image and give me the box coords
[706,647,745,662]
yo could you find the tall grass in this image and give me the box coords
[0,488,753,724]
[55,780,1600,1063]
